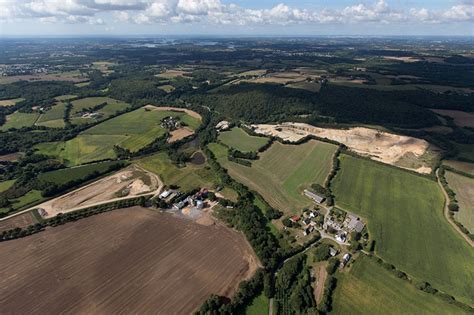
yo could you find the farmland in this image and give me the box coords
[209,140,337,213]
[218,127,269,152]
[1,190,44,214]
[38,161,125,185]
[136,152,224,193]
[332,155,474,304]
[1,111,39,131]
[35,107,200,165]
[445,171,474,233]
[36,102,66,128]
[444,160,474,175]
[0,98,24,106]
[0,211,37,231]
[331,255,469,315]
[69,97,130,124]
[0,207,258,314]
[430,109,474,128]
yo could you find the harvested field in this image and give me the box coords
[156,69,189,79]
[0,207,259,314]
[145,104,202,121]
[168,127,194,142]
[209,140,337,213]
[0,211,36,231]
[33,166,161,218]
[252,123,433,173]
[0,72,88,85]
[286,81,321,92]
[430,109,474,128]
[446,171,474,233]
[0,152,22,162]
[0,98,24,106]
[444,160,474,175]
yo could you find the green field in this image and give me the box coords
[69,97,130,124]
[0,190,44,214]
[332,155,474,304]
[54,94,77,101]
[0,180,15,193]
[209,140,337,213]
[332,255,469,315]
[1,111,39,131]
[136,152,225,193]
[240,292,269,315]
[218,127,269,152]
[446,171,474,233]
[35,108,200,165]
[36,103,66,128]
[38,161,125,185]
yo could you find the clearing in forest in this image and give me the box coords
[218,127,269,152]
[0,207,258,314]
[332,155,474,304]
[209,140,337,213]
[331,255,468,315]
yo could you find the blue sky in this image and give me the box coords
[0,0,472,36]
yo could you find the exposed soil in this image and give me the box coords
[168,127,194,143]
[314,264,328,304]
[0,152,22,162]
[33,165,162,218]
[190,151,206,165]
[252,123,433,174]
[0,207,259,314]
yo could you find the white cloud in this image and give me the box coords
[0,0,473,27]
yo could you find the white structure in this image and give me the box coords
[216,120,230,131]
[159,190,172,199]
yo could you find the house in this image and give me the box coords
[159,190,172,199]
[336,231,347,243]
[303,226,314,236]
[303,217,311,225]
[329,247,338,257]
[304,189,325,204]
[309,211,316,218]
[290,216,300,223]
[342,253,351,266]
[346,213,365,233]
[173,200,187,210]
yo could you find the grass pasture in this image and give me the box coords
[0,190,44,214]
[136,152,221,192]
[240,292,269,315]
[1,111,39,131]
[70,97,130,124]
[446,171,474,233]
[218,127,269,152]
[332,155,474,304]
[36,103,66,128]
[209,140,337,213]
[0,180,15,193]
[38,161,125,185]
[332,255,469,315]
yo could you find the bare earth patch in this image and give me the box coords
[168,127,194,143]
[0,211,35,231]
[252,122,433,173]
[34,165,162,218]
[0,152,22,162]
[430,109,474,128]
[0,207,259,314]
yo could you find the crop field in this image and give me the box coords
[54,94,77,101]
[36,103,66,128]
[0,207,258,314]
[35,107,199,165]
[331,255,468,315]
[209,140,337,213]
[0,98,24,106]
[446,171,474,233]
[1,111,39,131]
[69,97,130,124]
[431,109,474,128]
[444,160,474,175]
[332,155,474,304]
[218,127,269,152]
[136,152,222,192]
[286,81,321,92]
[38,161,125,185]
[0,211,37,231]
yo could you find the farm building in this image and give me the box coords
[290,216,300,223]
[342,253,351,267]
[346,213,365,233]
[329,247,338,257]
[304,189,325,204]
[216,120,230,131]
[159,190,172,199]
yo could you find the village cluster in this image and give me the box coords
[160,116,184,131]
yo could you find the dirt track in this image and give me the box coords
[252,123,432,173]
[0,207,259,314]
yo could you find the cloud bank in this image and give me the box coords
[0,0,472,28]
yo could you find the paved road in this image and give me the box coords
[435,168,473,247]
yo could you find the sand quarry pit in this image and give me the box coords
[0,207,259,315]
[252,122,433,173]
[35,165,162,218]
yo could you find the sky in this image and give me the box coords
[0,0,473,36]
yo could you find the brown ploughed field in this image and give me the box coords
[0,207,259,314]
[0,211,36,231]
